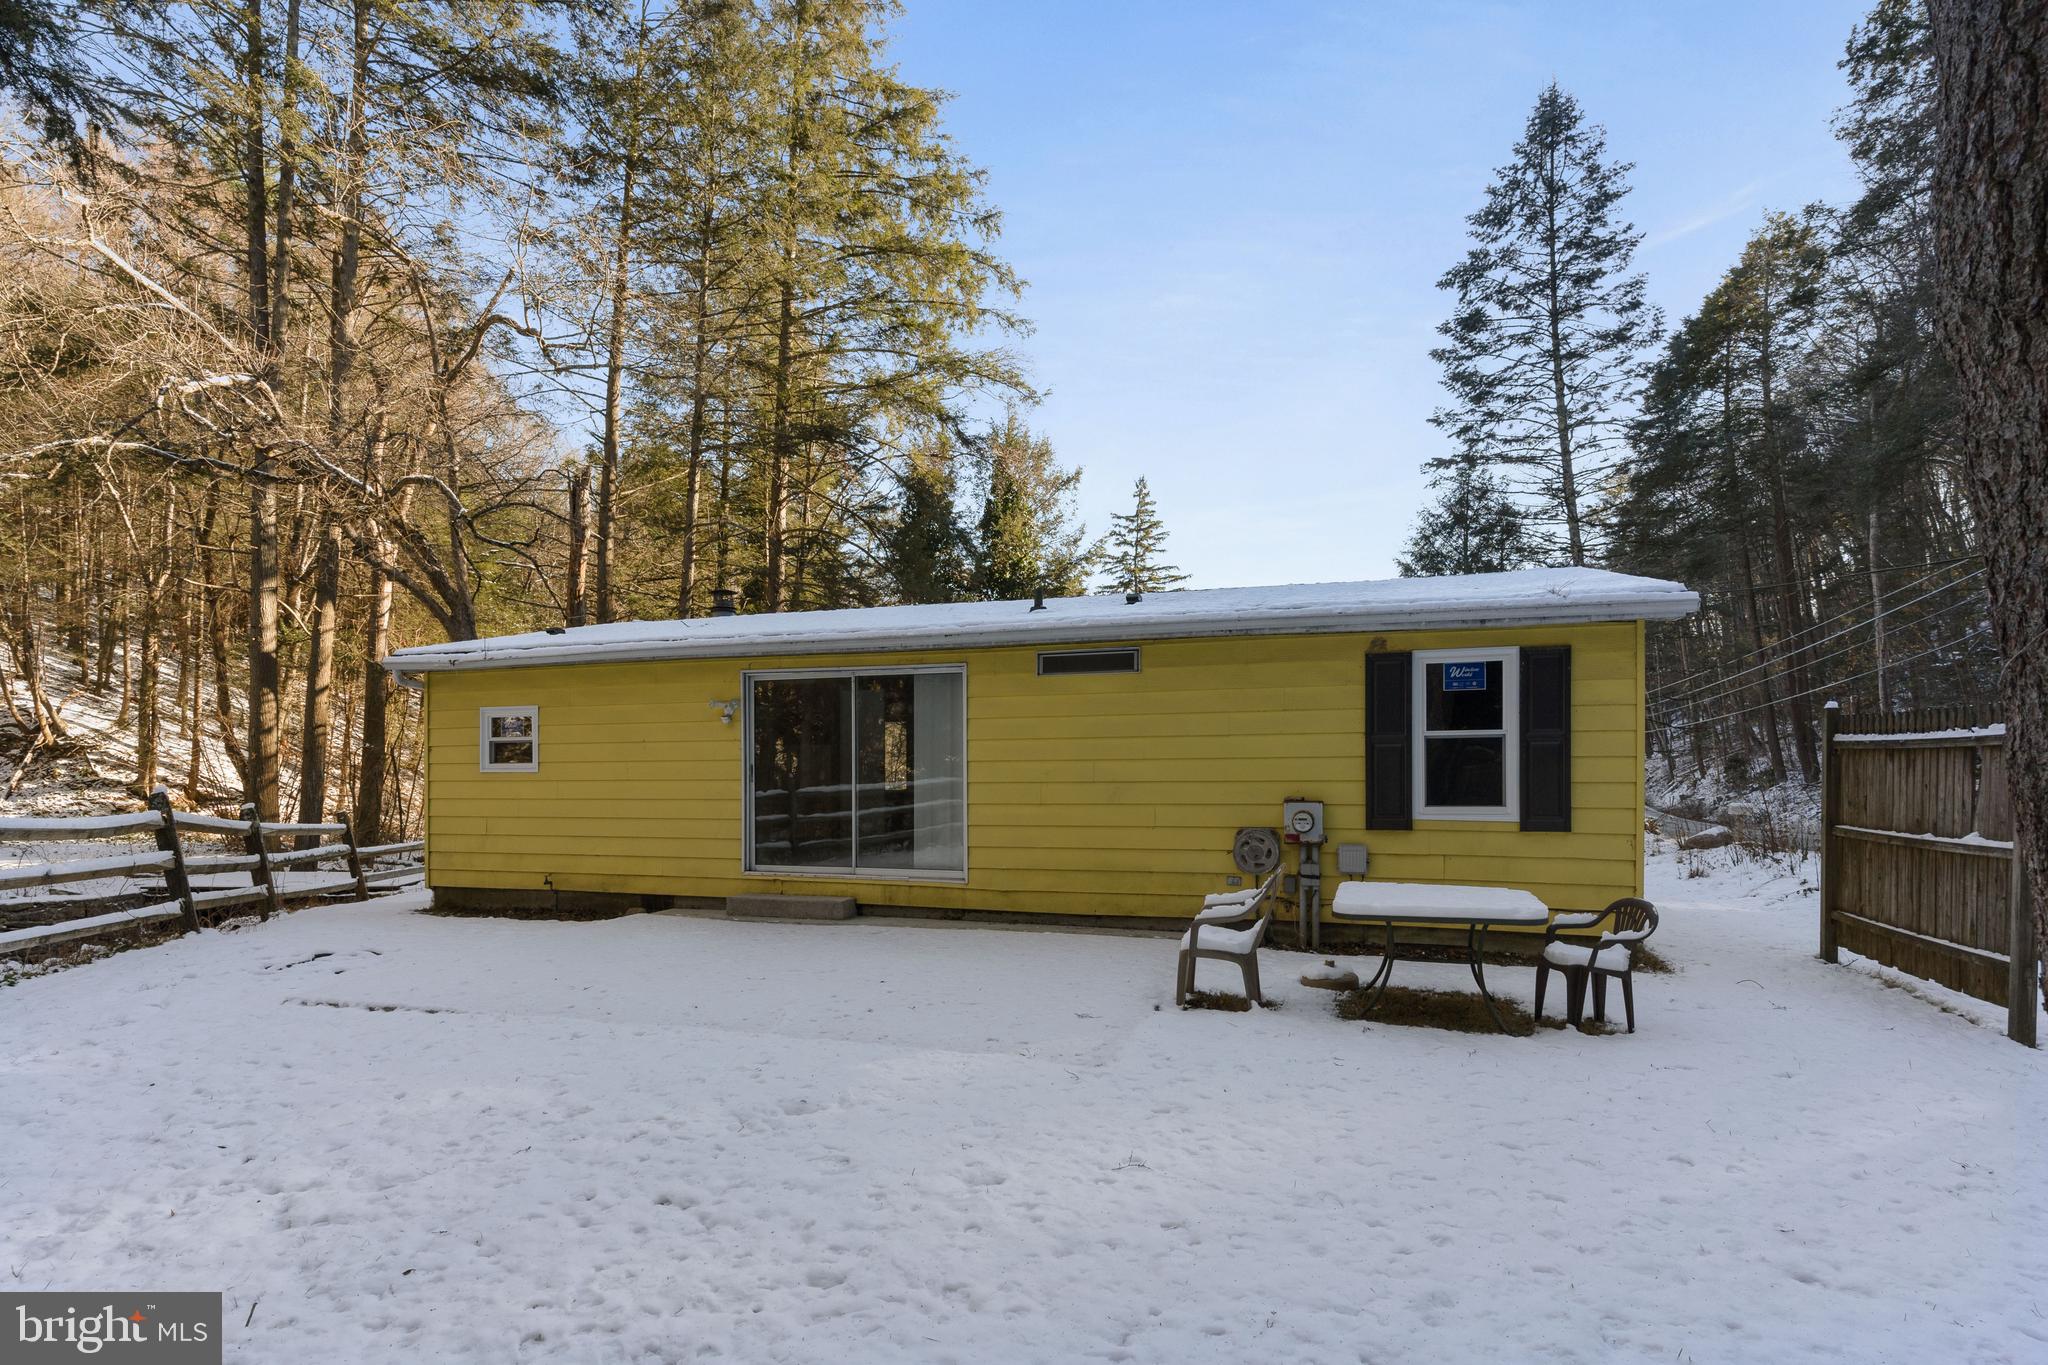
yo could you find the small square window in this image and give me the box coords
[480,707,539,772]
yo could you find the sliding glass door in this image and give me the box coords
[747,668,965,877]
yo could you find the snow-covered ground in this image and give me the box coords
[3,839,2044,1363]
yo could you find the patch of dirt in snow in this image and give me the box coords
[1,860,2043,1364]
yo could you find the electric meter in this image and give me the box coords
[1281,798,1324,844]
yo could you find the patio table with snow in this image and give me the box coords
[1329,880,1551,1033]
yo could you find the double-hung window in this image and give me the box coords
[1413,648,1518,820]
[479,706,539,772]
[745,667,966,878]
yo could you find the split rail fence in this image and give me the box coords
[1,787,423,958]
[1818,702,2038,1045]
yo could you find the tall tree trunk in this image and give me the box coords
[1757,314,1819,783]
[240,0,271,354]
[356,562,394,840]
[1739,541,1788,783]
[93,572,114,693]
[355,407,395,843]
[269,0,300,338]
[134,558,158,794]
[183,594,202,797]
[596,149,637,625]
[567,467,590,627]
[296,522,340,829]
[1928,0,2048,1012]
[1544,162,1587,567]
[240,0,282,818]
[676,202,717,618]
[765,279,796,608]
[1867,506,1889,711]
[247,480,281,818]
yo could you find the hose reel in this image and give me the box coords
[1232,827,1282,878]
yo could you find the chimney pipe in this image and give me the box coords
[1125,590,1142,605]
[1029,589,1046,612]
[710,588,737,618]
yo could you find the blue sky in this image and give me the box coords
[886,0,1873,587]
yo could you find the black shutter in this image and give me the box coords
[1365,652,1412,830]
[1520,645,1571,832]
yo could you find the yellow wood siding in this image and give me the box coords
[423,622,1645,918]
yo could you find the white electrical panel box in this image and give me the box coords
[1282,798,1325,844]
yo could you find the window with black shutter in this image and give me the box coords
[1406,647,1521,821]
[1365,652,1412,830]
[1519,646,1572,832]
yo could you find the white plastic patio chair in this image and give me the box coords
[1175,871,1280,1007]
[1534,897,1659,1031]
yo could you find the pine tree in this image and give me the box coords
[1099,477,1188,595]
[1395,460,1531,577]
[748,0,1025,610]
[883,436,970,604]
[968,409,1093,600]
[1430,83,1659,566]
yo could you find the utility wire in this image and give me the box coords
[1649,558,1965,699]
[1688,550,1981,602]
[1654,569,1990,714]
[1681,623,1995,728]
[1649,559,1981,701]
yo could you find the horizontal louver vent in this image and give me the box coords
[1037,648,1140,676]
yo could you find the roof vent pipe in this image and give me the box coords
[709,588,738,618]
[1029,589,1046,612]
[1125,590,1142,605]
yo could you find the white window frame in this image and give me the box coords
[478,705,540,773]
[741,664,968,883]
[1412,647,1518,822]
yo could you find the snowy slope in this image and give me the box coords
[1,840,2042,1363]
[1,653,245,819]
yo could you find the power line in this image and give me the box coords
[1654,568,1989,713]
[1651,558,1978,699]
[1648,558,1976,700]
[1681,623,1995,729]
[1693,550,1981,602]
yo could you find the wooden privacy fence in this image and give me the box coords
[0,786,423,959]
[1818,702,2038,1045]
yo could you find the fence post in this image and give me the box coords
[146,787,200,935]
[243,803,280,922]
[2011,848,2038,1048]
[1818,701,1841,963]
[340,810,369,902]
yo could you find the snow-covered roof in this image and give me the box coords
[382,567,1698,674]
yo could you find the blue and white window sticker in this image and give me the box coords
[1441,661,1489,692]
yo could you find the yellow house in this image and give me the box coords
[384,568,1696,928]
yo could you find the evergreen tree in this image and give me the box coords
[747,0,1026,610]
[968,409,1093,599]
[882,435,970,604]
[1099,477,1189,594]
[1430,83,1659,565]
[1396,460,1531,577]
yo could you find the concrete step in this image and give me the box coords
[725,893,858,921]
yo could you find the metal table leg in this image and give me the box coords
[1468,921,1516,1035]
[1357,922,1398,1013]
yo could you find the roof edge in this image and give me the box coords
[382,592,1700,675]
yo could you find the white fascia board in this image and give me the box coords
[382,592,1700,675]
